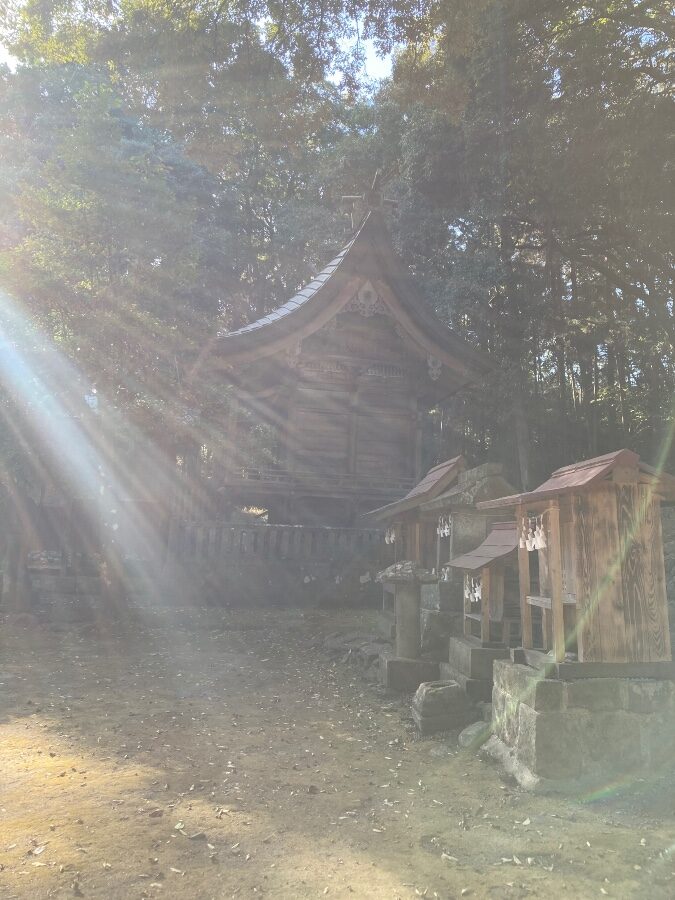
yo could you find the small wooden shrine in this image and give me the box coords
[479,451,675,790]
[447,522,520,646]
[365,461,515,653]
[419,462,516,581]
[364,455,466,568]
[478,449,675,669]
[204,195,491,526]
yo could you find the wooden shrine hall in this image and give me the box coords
[205,201,491,525]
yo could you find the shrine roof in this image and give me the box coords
[448,522,518,571]
[363,455,465,522]
[212,211,493,387]
[420,463,515,512]
[478,449,675,509]
[225,236,357,337]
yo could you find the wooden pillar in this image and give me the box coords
[412,521,423,564]
[516,505,533,649]
[414,408,424,482]
[480,565,491,643]
[435,519,441,575]
[274,389,291,472]
[548,499,566,662]
[463,574,472,637]
[224,393,240,481]
[348,387,358,475]
[395,582,421,658]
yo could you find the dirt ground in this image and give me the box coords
[1,607,674,900]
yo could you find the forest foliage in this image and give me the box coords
[0,0,673,493]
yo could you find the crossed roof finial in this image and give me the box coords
[341,168,398,230]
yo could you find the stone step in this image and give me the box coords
[380,656,439,693]
[447,635,510,680]
[439,663,493,703]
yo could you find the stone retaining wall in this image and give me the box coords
[487,659,675,790]
[663,506,675,639]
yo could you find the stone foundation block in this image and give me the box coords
[624,680,675,715]
[493,661,564,711]
[411,681,476,735]
[412,680,473,717]
[640,712,675,767]
[412,709,454,735]
[501,694,523,747]
[380,656,439,692]
[448,637,510,680]
[378,610,396,640]
[585,711,643,768]
[565,678,627,711]
[488,661,675,791]
[440,663,493,702]
[421,582,462,613]
[532,679,565,711]
[516,704,589,780]
[421,609,458,655]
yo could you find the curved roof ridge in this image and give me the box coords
[221,214,371,339]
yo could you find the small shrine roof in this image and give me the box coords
[478,449,675,510]
[364,456,465,522]
[448,522,518,571]
[420,462,515,512]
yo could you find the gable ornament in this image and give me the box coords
[427,354,442,381]
[346,281,388,318]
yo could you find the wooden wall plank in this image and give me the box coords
[491,567,505,624]
[547,501,566,662]
[572,493,603,662]
[638,491,671,661]
[590,485,627,663]
[617,483,649,662]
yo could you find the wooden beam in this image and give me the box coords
[548,499,566,662]
[223,393,240,481]
[516,505,533,649]
[413,406,424,482]
[376,280,472,377]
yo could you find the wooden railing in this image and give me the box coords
[224,467,416,495]
[170,521,385,564]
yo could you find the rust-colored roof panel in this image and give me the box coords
[448,522,518,571]
[477,449,647,510]
[405,456,465,501]
[363,456,465,521]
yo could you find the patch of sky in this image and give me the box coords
[1,41,17,70]
[363,39,393,81]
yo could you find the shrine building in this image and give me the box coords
[206,205,491,526]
